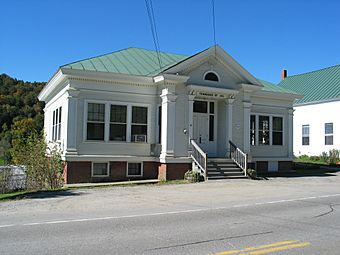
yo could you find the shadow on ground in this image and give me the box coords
[22,189,82,199]
[0,189,83,202]
[259,162,340,178]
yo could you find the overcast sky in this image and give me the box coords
[0,0,339,83]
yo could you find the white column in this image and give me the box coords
[188,94,195,147]
[243,101,252,155]
[65,88,79,155]
[288,108,294,158]
[225,98,235,155]
[160,88,177,159]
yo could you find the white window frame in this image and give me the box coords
[109,104,128,142]
[325,122,334,146]
[51,106,62,142]
[131,106,148,143]
[250,113,285,146]
[91,162,110,177]
[126,162,143,177]
[83,100,150,144]
[85,101,106,141]
[302,124,310,146]
[203,70,220,82]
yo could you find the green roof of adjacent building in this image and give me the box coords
[61,47,189,76]
[279,64,340,104]
[258,79,297,94]
[62,47,296,94]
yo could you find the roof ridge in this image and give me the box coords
[60,47,188,68]
[258,78,275,85]
[284,63,340,79]
[60,47,133,68]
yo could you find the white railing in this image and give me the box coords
[229,141,247,176]
[190,140,207,180]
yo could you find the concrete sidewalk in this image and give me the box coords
[64,179,160,188]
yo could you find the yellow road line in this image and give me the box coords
[239,242,310,255]
[243,240,299,251]
[212,240,309,255]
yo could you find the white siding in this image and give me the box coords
[293,100,340,156]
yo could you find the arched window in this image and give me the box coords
[204,72,219,82]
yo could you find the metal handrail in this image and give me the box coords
[229,140,247,176]
[190,139,207,180]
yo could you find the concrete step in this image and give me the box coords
[207,175,248,180]
[205,158,245,179]
[207,169,243,174]
[207,158,234,163]
[207,165,239,169]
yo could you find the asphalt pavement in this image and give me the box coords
[1,173,340,254]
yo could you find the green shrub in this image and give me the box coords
[184,170,201,183]
[246,168,257,179]
[10,133,63,190]
[328,149,340,165]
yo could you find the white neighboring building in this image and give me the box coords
[279,65,340,156]
[38,46,300,183]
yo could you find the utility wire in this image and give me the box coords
[212,0,217,58]
[145,0,163,71]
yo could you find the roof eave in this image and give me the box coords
[38,69,66,102]
[60,68,154,84]
[254,90,304,100]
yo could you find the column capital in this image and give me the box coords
[225,98,235,105]
[67,88,80,98]
[160,89,177,103]
[288,108,294,115]
[243,101,252,108]
[188,94,196,101]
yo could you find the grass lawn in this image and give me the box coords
[0,190,32,201]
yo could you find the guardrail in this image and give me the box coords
[229,140,247,176]
[190,139,207,180]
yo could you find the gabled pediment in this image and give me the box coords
[163,45,262,90]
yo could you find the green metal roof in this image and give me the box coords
[61,47,189,76]
[279,64,340,104]
[258,79,297,94]
[61,47,298,95]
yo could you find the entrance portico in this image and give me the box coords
[187,84,239,157]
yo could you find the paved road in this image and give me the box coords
[1,173,340,254]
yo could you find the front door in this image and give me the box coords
[192,100,216,156]
[193,113,209,149]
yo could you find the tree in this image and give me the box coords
[9,119,63,190]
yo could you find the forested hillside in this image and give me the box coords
[0,74,45,162]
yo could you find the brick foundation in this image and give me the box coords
[64,161,159,184]
[158,163,192,180]
[278,161,293,172]
[256,161,268,174]
[255,161,293,173]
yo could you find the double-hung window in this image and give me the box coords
[272,117,283,145]
[250,115,283,146]
[87,103,105,140]
[259,116,270,145]
[325,123,333,145]
[52,107,62,141]
[250,115,256,146]
[110,105,127,141]
[131,106,148,142]
[86,103,148,142]
[302,125,310,145]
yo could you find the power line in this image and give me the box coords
[212,0,217,57]
[145,0,163,71]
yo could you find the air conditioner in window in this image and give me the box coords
[132,135,147,142]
